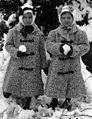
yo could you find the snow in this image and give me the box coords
[78,20,92,42]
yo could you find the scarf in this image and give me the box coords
[60,24,72,31]
[20,25,34,38]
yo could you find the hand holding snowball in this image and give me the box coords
[19,45,27,52]
[62,44,71,55]
[17,45,27,57]
[60,43,73,57]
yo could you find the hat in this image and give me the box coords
[57,5,74,23]
[18,3,35,16]
[61,5,73,17]
[18,3,36,25]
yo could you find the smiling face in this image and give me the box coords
[22,12,33,26]
[60,12,74,27]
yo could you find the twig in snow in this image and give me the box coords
[0,108,8,119]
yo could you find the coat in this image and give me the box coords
[45,24,90,99]
[2,23,47,98]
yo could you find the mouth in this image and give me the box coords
[64,22,71,26]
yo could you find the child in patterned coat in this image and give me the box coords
[45,5,90,111]
[2,3,48,110]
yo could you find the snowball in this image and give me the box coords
[19,45,26,52]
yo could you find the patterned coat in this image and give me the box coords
[2,23,47,98]
[45,24,90,99]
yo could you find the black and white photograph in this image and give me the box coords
[0,0,92,119]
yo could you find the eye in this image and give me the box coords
[67,17,71,19]
[29,17,32,19]
[61,16,65,20]
[23,16,26,19]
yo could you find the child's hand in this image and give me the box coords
[60,44,73,57]
[17,51,27,57]
[17,45,27,57]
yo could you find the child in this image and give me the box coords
[45,5,90,111]
[2,3,48,110]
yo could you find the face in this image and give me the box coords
[60,12,73,27]
[22,12,33,26]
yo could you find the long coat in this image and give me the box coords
[2,23,47,98]
[45,24,90,99]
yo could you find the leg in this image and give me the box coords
[48,98,59,110]
[66,98,71,102]
[23,97,31,110]
[60,98,72,111]
[29,96,39,111]
[35,96,38,99]
[66,98,72,111]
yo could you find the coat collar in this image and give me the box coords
[58,24,78,34]
[55,24,79,42]
[16,22,40,34]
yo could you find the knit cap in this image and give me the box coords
[18,2,36,25]
[57,5,74,23]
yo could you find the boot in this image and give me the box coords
[23,97,31,110]
[47,98,59,110]
[60,98,72,111]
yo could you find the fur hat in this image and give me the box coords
[18,3,36,25]
[57,5,74,23]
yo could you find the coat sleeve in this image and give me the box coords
[5,29,18,58]
[70,30,90,58]
[39,33,47,69]
[46,30,63,56]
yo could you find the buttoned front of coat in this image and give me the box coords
[2,23,47,98]
[45,24,90,99]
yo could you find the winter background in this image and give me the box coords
[1,0,92,119]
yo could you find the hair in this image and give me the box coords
[60,11,74,18]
